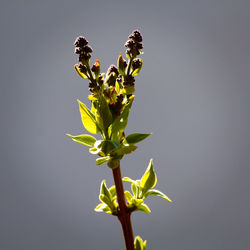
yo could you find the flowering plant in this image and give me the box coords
[67,30,172,250]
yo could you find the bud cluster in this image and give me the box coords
[125,30,143,58]
[73,30,143,117]
[74,36,93,63]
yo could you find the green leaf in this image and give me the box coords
[109,97,134,140]
[94,203,111,213]
[123,177,137,185]
[134,236,146,250]
[137,203,151,214]
[74,64,88,79]
[125,133,151,144]
[109,185,116,197]
[124,191,133,203]
[100,180,112,200]
[66,134,96,147]
[133,198,144,206]
[140,159,157,192]
[96,156,110,165]
[131,182,138,197]
[121,86,135,95]
[112,144,138,156]
[95,96,113,134]
[78,100,99,134]
[89,147,102,155]
[99,194,113,208]
[144,189,172,202]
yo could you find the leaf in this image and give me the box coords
[74,64,88,79]
[112,144,138,156]
[134,236,146,250]
[96,156,110,165]
[109,97,134,140]
[125,133,151,144]
[109,185,116,197]
[94,203,111,213]
[99,194,114,210]
[78,100,99,134]
[66,134,96,147]
[123,177,137,185]
[131,182,138,197]
[144,189,172,202]
[121,86,135,95]
[89,146,102,155]
[95,96,113,133]
[136,203,151,214]
[133,198,144,206]
[100,180,112,200]
[124,191,133,203]
[140,159,157,192]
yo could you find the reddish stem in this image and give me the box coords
[112,162,135,250]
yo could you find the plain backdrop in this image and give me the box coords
[1,0,250,249]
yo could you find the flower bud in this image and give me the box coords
[74,36,88,47]
[117,54,127,76]
[107,65,119,76]
[82,45,93,54]
[91,59,101,77]
[106,72,117,87]
[128,30,143,43]
[131,58,143,76]
[123,75,135,86]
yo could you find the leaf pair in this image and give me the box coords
[123,159,172,213]
[95,180,117,215]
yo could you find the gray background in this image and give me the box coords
[1,0,250,249]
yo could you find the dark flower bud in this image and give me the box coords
[123,75,135,86]
[137,43,143,50]
[109,94,124,117]
[107,65,119,76]
[74,36,88,47]
[131,58,143,76]
[125,40,135,49]
[106,72,117,86]
[82,45,93,54]
[116,94,124,103]
[117,54,127,76]
[78,64,88,74]
[116,75,122,84]
[89,81,99,93]
[132,58,141,69]
[129,30,143,43]
[97,75,104,86]
[74,47,82,54]
[91,59,101,77]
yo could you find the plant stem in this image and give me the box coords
[112,162,135,250]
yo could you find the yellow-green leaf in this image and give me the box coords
[78,99,99,134]
[140,159,157,191]
[74,64,88,79]
[144,189,172,202]
[136,203,151,214]
[125,133,151,144]
[66,134,96,147]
